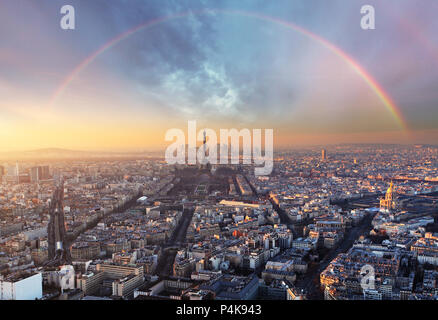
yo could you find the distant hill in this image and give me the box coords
[22,148,87,155]
[0,148,165,160]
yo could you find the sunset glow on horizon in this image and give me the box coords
[1,0,438,152]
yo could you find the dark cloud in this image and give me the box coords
[2,0,438,131]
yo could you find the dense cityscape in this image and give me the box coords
[1,0,438,310]
[1,144,437,300]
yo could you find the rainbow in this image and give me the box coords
[49,9,409,131]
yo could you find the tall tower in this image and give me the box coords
[203,130,207,156]
[15,162,19,183]
[200,130,211,171]
[321,149,327,161]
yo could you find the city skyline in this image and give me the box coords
[2,0,438,305]
[1,144,437,302]
[1,0,438,151]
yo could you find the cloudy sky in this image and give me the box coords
[1,0,437,151]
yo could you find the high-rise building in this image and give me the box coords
[41,165,50,180]
[30,166,50,182]
[0,165,4,183]
[30,167,40,182]
[321,149,327,161]
[6,165,18,177]
[5,163,19,183]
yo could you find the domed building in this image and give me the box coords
[379,182,399,212]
